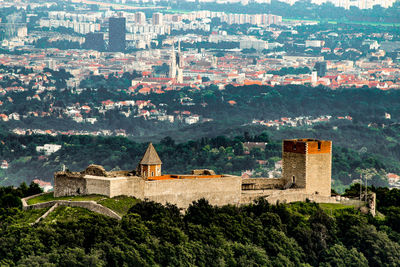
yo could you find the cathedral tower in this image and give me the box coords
[176,40,184,83]
[169,40,184,83]
[169,43,176,79]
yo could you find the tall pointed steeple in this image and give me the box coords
[176,39,184,83]
[138,143,162,178]
[169,42,176,79]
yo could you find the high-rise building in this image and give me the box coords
[152,13,163,25]
[109,17,126,52]
[84,32,105,51]
[314,61,327,77]
[135,12,146,25]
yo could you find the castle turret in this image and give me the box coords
[282,139,332,197]
[138,143,162,178]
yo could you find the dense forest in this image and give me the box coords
[1,183,400,266]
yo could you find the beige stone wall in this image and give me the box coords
[54,175,87,197]
[282,152,306,188]
[109,177,144,198]
[242,178,285,190]
[241,188,361,206]
[306,153,331,197]
[143,176,242,208]
[85,176,111,196]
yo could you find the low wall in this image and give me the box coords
[242,178,285,190]
[21,192,47,207]
[240,188,363,207]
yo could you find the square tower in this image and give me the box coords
[282,139,332,197]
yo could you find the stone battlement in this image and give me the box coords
[55,139,333,208]
[283,139,332,154]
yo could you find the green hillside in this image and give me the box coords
[27,193,140,216]
[2,184,400,266]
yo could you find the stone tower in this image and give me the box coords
[282,139,332,197]
[138,143,162,178]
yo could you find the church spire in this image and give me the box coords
[169,42,176,79]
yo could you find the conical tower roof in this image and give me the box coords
[139,143,162,165]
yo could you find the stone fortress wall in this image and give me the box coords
[54,168,241,209]
[143,175,241,207]
[54,139,338,209]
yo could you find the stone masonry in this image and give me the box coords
[54,139,333,209]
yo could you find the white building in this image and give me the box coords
[306,40,325,48]
[240,39,268,51]
[185,115,200,124]
[36,144,62,156]
[152,13,164,25]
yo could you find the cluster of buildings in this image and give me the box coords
[35,9,282,52]
[251,115,355,128]
[281,0,397,9]
[12,128,128,137]
[387,173,400,189]
[107,0,396,9]
[0,1,398,134]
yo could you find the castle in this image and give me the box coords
[54,139,334,208]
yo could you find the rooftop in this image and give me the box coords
[148,174,224,181]
[284,138,329,143]
[139,143,162,165]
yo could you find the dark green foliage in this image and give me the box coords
[1,188,400,266]
[268,67,311,76]
[0,182,42,209]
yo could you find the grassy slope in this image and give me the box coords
[15,208,50,225]
[27,193,106,205]
[27,193,139,216]
[98,196,139,216]
[42,206,97,224]
[319,203,356,211]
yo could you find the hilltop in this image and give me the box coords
[1,183,400,266]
